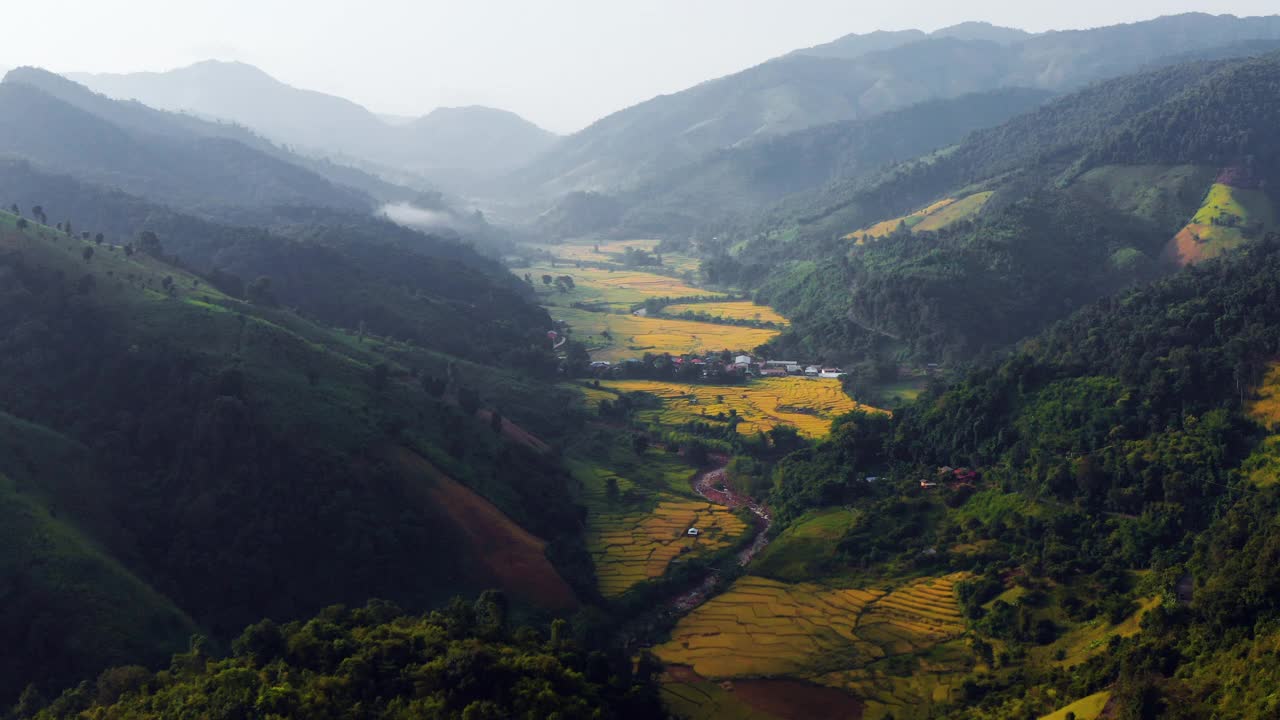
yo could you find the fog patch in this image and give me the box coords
[381,202,458,229]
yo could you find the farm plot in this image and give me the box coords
[573,460,747,597]
[846,192,993,244]
[662,301,790,326]
[654,573,972,712]
[556,308,778,361]
[509,264,723,310]
[527,239,702,275]
[1164,183,1276,266]
[602,377,878,438]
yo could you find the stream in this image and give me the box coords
[670,455,773,613]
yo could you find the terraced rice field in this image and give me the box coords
[846,192,993,244]
[601,377,878,438]
[655,573,970,682]
[510,264,723,310]
[662,301,789,326]
[556,308,779,361]
[1164,183,1276,266]
[575,460,747,597]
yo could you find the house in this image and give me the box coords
[687,528,700,536]
[762,368,788,377]
[919,480,938,489]
[805,366,820,377]
[633,308,648,317]
[865,476,881,483]
[734,355,753,366]
[819,368,846,379]
[589,361,611,369]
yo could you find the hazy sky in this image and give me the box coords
[2,1,1277,132]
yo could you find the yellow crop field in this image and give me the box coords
[601,377,880,438]
[662,301,790,326]
[1165,183,1277,266]
[526,239,702,275]
[655,573,971,683]
[846,192,993,244]
[574,461,747,597]
[510,264,722,310]
[1038,691,1111,720]
[555,308,779,361]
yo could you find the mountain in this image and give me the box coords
[0,68,372,217]
[70,60,559,181]
[611,87,1053,237]
[0,192,587,701]
[793,21,1030,60]
[510,13,1280,198]
[713,52,1280,367]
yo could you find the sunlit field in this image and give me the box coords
[601,377,878,438]
[846,191,993,244]
[662,301,789,325]
[509,263,722,310]
[555,307,779,361]
[572,459,747,596]
[655,573,972,715]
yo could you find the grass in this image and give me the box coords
[1165,183,1277,266]
[753,508,863,581]
[555,307,779,361]
[1038,691,1111,720]
[601,377,879,438]
[662,301,789,326]
[845,192,993,244]
[1038,596,1162,667]
[1071,164,1215,222]
[655,573,972,716]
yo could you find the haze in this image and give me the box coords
[2,0,1277,132]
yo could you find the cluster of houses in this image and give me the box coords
[919,466,980,490]
[587,354,845,380]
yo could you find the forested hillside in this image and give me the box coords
[754,235,1280,717]
[719,52,1280,367]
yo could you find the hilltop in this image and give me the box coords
[70,60,560,184]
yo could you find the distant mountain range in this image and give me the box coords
[69,61,559,182]
[506,13,1280,201]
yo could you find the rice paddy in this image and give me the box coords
[525,238,702,275]
[601,377,878,438]
[655,572,971,682]
[846,192,993,244]
[555,307,779,361]
[661,301,790,326]
[573,459,748,597]
[509,263,723,310]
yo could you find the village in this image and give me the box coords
[586,352,847,381]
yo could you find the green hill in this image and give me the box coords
[0,206,590,700]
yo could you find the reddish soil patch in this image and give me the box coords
[476,409,551,453]
[392,447,577,610]
[1163,225,1209,267]
[729,679,864,720]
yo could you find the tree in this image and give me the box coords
[370,363,390,391]
[82,246,94,262]
[490,410,503,434]
[541,275,553,286]
[8,203,18,215]
[459,386,481,415]
[94,233,104,245]
[632,434,649,455]
[246,276,278,306]
[31,205,45,225]
[138,230,163,256]
[15,218,27,230]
